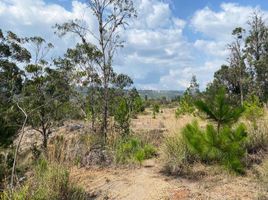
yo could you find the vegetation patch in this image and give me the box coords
[115,137,157,165]
[1,158,89,200]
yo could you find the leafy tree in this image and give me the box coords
[185,75,200,97]
[227,27,248,105]
[175,75,199,117]
[128,88,144,116]
[0,29,31,147]
[57,43,102,131]
[114,98,130,136]
[23,37,72,151]
[55,0,136,142]
[245,12,268,101]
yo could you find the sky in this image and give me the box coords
[1,0,268,90]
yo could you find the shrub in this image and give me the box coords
[257,159,268,189]
[195,87,244,133]
[243,95,264,128]
[182,121,247,173]
[143,144,157,159]
[161,132,193,174]
[1,158,88,200]
[115,137,156,164]
[152,103,160,118]
[0,150,14,189]
[114,98,130,136]
[175,97,195,118]
[245,120,268,154]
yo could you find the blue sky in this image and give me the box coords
[1,0,268,90]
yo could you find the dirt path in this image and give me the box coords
[70,158,267,200]
[70,159,184,200]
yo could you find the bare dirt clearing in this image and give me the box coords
[70,158,266,200]
[69,109,268,200]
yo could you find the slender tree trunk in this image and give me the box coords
[11,103,27,189]
[239,61,244,106]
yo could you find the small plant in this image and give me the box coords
[161,132,193,175]
[143,144,157,158]
[1,158,88,200]
[245,120,268,154]
[134,149,145,166]
[182,88,247,173]
[175,95,195,118]
[152,103,160,119]
[115,137,156,165]
[243,95,264,128]
[195,87,244,133]
[114,98,130,136]
[183,121,247,173]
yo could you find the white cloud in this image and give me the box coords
[2,1,268,90]
[191,3,255,41]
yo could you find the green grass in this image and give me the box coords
[115,137,157,165]
[1,158,88,200]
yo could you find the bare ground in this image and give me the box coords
[70,157,268,200]
[69,109,268,200]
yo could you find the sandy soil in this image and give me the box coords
[70,158,267,200]
[69,109,268,199]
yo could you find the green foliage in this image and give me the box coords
[0,151,14,189]
[22,38,73,150]
[114,98,130,136]
[195,87,244,132]
[0,30,30,147]
[182,121,247,173]
[1,158,88,200]
[152,103,160,118]
[132,96,145,114]
[243,95,264,126]
[115,137,156,164]
[175,76,200,118]
[175,95,195,118]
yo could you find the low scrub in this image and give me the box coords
[115,137,157,165]
[182,121,247,174]
[246,120,268,154]
[161,132,194,175]
[1,158,88,200]
[243,96,264,127]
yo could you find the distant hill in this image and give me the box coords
[76,87,183,100]
[138,90,183,100]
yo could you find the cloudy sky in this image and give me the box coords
[1,0,268,90]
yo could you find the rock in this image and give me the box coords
[82,147,112,167]
[67,124,84,132]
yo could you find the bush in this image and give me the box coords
[245,120,268,154]
[114,98,130,136]
[175,98,195,118]
[182,121,247,174]
[243,95,264,127]
[256,159,268,189]
[115,137,157,164]
[161,132,194,174]
[0,150,14,190]
[152,103,160,118]
[1,158,88,200]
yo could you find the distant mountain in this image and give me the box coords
[138,90,183,100]
[76,86,183,100]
